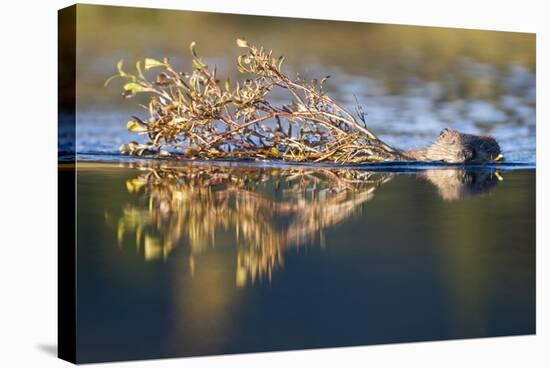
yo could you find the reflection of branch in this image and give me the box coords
[106,164,502,286]
[107,164,390,286]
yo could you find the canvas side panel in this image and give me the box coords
[58,4,77,364]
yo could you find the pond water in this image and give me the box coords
[74,162,535,363]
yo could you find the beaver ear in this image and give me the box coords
[439,128,450,136]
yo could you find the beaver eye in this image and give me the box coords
[458,149,475,161]
[440,128,449,136]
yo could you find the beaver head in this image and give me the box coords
[404,128,503,163]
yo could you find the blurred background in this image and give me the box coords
[74,4,536,162]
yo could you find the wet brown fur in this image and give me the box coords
[403,128,502,163]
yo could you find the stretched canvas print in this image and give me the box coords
[58,4,536,364]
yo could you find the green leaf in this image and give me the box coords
[144,58,165,70]
[104,74,120,87]
[236,38,249,48]
[136,60,144,78]
[237,55,250,73]
[105,58,128,86]
[192,59,207,69]
[123,82,145,92]
[277,56,285,71]
[127,120,148,132]
[117,59,126,76]
[189,41,198,57]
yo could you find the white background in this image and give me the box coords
[0,0,547,366]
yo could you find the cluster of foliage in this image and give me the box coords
[107,39,402,163]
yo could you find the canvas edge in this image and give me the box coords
[58,3,77,365]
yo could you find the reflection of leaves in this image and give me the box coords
[105,165,500,285]
[126,177,146,192]
[106,164,390,285]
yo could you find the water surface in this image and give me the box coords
[75,162,535,363]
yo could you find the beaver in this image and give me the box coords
[401,128,503,163]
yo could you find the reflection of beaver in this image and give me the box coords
[403,128,503,163]
[420,169,501,201]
